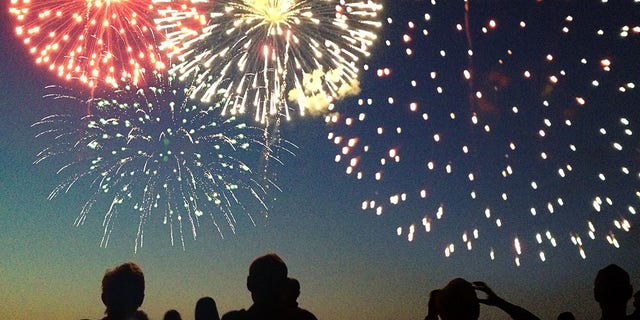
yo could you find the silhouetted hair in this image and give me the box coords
[101,262,145,316]
[195,296,220,320]
[246,253,288,295]
[557,311,576,320]
[163,309,182,320]
[436,278,480,320]
[594,264,632,305]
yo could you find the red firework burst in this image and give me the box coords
[9,0,168,88]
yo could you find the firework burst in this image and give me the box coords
[155,0,383,123]
[33,73,286,251]
[326,1,640,264]
[9,0,168,88]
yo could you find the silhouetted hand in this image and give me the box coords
[472,281,540,320]
[472,281,499,306]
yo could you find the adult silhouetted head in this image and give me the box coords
[246,253,288,302]
[220,253,289,320]
[436,278,480,320]
[195,296,220,320]
[101,262,145,319]
[594,264,632,320]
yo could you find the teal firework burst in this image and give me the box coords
[34,73,287,251]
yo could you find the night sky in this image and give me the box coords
[1,1,640,320]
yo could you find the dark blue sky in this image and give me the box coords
[1,1,640,320]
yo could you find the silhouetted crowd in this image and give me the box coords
[87,253,640,320]
[90,253,316,320]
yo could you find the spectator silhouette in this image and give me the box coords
[163,309,182,320]
[424,289,441,320]
[281,277,318,320]
[594,264,633,320]
[629,290,640,320]
[221,253,289,320]
[427,278,540,320]
[557,311,576,320]
[195,296,220,320]
[100,262,148,320]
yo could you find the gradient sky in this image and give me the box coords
[1,1,640,320]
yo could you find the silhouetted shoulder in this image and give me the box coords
[295,308,318,320]
[221,309,249,320]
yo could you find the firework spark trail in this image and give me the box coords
[326,1,640,264]
[9,0,171,88]
[33,73,289,251]
[154,0,382,124]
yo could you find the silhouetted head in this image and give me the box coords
[133,310,149,320]
[282,277,302,308]
[436,278,480,320]
[163,309,182,320]
[594,264,632,311]
[195,296,220,320]
[557,311,576,320]
[101,262,145,318]
[246,253,288,302]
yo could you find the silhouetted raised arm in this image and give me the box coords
[473,282,540,320]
